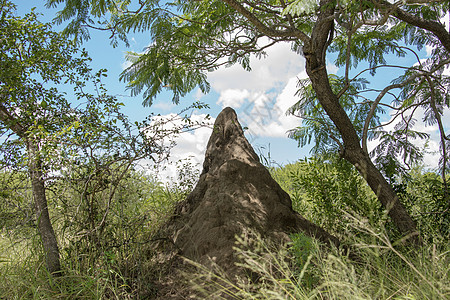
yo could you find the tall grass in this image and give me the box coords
[1,160,448,299]
[0,173,186,299]
[189,218,449,300]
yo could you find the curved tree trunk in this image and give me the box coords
[303,0,420,243]
[27,143,62,275]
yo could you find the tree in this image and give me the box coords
[0,0,200,274]
[0,0,87,274]
[46,0,450,243]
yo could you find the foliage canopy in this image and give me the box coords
[44,0,450,240]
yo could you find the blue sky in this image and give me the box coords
[15,1,450,179]
[16,1,307,171]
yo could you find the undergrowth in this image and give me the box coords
[190,221,449,300]
[1,159,449,299]
[0,173,185,299]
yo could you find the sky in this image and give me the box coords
[14,1,450,181]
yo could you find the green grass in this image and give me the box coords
[1,164,449,299]
[0,174,183,299]
[188,222,449,300]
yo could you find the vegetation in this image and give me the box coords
[1,0,449,298]
[0,170,185,299]
[191,227,449,299]
[1,0,204,281]
[271,153,381,234]
[45,0,450,243]
[2,147,449,299]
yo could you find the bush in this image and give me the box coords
[271,154,380,236]
[0,163,194,299]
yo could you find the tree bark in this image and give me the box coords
[27,142,62,275]
[344,146,420,238]
[0,103,62,274]
[303,0,420,243]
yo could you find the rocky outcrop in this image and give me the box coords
[168,107,339,275]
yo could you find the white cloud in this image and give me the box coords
[194,88,206,101]
[327,61,339,74]
[217,89,250,109]
[153,101,176,111]
[444,64,450,76]
[443,12,449,31]
[423,13,449,57]
[426,45,434,57]
[208,40,305,93]
[408,107,450,169]
[367,107,450,170]
[420,108,450,169]
[207,40,306,140]
[241,72,307,138]
[121,59,132,70]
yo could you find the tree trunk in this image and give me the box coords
[306,61,419,242]
[27,142,62,275]
[344,147,420,237]
[303,0,420,243]
[0,103,62,274]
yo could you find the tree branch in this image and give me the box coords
[0,102,26,138]
[361,57,450,153]
[424,74,449,200]
[221,0,310,42]
[380,0,450,52]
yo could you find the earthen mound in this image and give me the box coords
[166,107,339,276]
